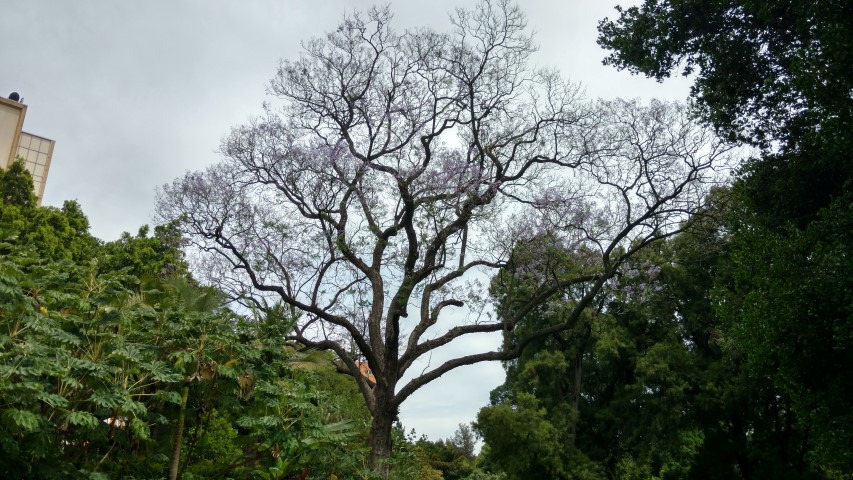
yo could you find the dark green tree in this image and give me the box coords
[597,0,852,151]
[477,198,835,478]
[99,223,188,281]
[0,159,38,209]
[598,2,853,473]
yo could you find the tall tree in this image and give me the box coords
[158,2,730,474]
[99,223,188,281]
[598,1,853,472]
[478,198,829,479]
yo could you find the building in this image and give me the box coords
[0,92,55,204]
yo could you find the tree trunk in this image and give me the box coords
[569,351,583,449]
[168,384,189,480]
[366,403,395,479]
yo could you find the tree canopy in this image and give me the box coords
[592,1,853,474]
[598,0,853,151]
[0,152,375,480]
[476,195,841,478]
[157,2,731,474]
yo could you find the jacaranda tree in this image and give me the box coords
[158,2,732,474]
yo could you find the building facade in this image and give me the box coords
[0,93,55,204]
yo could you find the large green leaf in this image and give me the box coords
[4,408,42,432]
[66,410,99,429]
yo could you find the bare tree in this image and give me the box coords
[157,1,732,475]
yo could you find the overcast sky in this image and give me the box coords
[1,0,691,443]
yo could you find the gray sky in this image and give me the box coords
[1,0,691,443]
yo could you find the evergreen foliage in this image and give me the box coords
[0,162,375,479]
[599,1,852,473]
[476,198,844,478]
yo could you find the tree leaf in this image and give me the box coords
[4,408,42,432]
[66,410,99,429]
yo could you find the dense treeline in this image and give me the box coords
[0,161,376,479]
[476,191,844,478]
[475,1,851,478]
[476,186,850,478]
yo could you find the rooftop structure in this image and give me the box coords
[0,93,55,204]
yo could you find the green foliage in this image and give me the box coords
[478,203,840,478]
[413,425,478,480]
[598,1,852,474]
[0,159,38,209]
[0,242,160,478]
[369,423,497,480]
[597,0,853,150]
[0,193,373,479]
[447,423,476,462]
[386,426,444,480]
[718,188,853,473]
[1,160,101,264]
[99,223,189,281]
[477,393,569,479]
[180,409,242,477]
